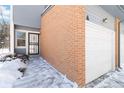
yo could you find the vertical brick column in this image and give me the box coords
[115,17,120,68]
[40,5,85,86]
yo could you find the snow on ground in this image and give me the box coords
[0,48,11,61]
[13,57,78,88]
[86,65,124,88]
[2,55,124,88]
[0,58,27,88]
[0,48,10,55]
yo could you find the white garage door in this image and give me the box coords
[120,33,124,66]
[85,21,115,83]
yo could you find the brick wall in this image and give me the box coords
[40,5,85,86]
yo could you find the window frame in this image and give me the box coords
[15,30,26,48]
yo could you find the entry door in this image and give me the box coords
[28,33,39,55]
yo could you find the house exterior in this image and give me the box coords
[12,5,48,55]
[40,5,123,86]
[6,5,124,87]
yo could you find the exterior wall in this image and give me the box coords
[13,5,45,54]
[13,5,47,28]
[15,25,40,32]
[15,48,26,54]
[100,5,124,34]
[86,5,115,30]
[40,6,85,86]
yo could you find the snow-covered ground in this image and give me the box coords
[2,55,124,88]
[86,65,124,88]
[0,48,11,61]
[0,48,10,55]
[13,57,78,88]
[0,58,27,88]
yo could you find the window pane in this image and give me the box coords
[29,45,38,54]
[30,34,38,42]
[17,39,25,46]
[16,31,26,39]
[16,31,26,47]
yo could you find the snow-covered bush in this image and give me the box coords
[1,58,27,70]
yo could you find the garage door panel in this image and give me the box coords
[85,21,115,83]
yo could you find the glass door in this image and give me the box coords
[28,33,39,55]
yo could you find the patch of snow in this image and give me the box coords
[41,58,78,88]
[0,52,11,61]
[13,57,78,88]
[94,68,124,88]
[5,57,12,61]
[0,63,3,69]
[1,59,27,70]
[0,48,10,55]
[0,69,23,88]
[0,58,27,88]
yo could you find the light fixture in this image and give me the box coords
[86,15,89,21]
[102,18,108,23]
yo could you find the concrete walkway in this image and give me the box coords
[13,57,77,88]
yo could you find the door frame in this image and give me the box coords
[28,33,39,55]
[15,29,40,55]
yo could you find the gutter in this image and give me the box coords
[41,5,55,17]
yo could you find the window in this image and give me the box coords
[16,31,26,47]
